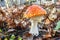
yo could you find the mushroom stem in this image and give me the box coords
[29,19,39,36]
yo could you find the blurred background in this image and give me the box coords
[0,0,58,7]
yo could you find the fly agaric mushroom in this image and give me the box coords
[24,5,47,36]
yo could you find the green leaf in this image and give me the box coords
[55,21,60,31]
[10,39,14,40]
[4,38,8,40]
[0,29,2,32]
[10,34,15,40]
[18,36,22,40]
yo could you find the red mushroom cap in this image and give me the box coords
[24,5,47,18]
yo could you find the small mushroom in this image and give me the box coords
[24,5,47,36]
